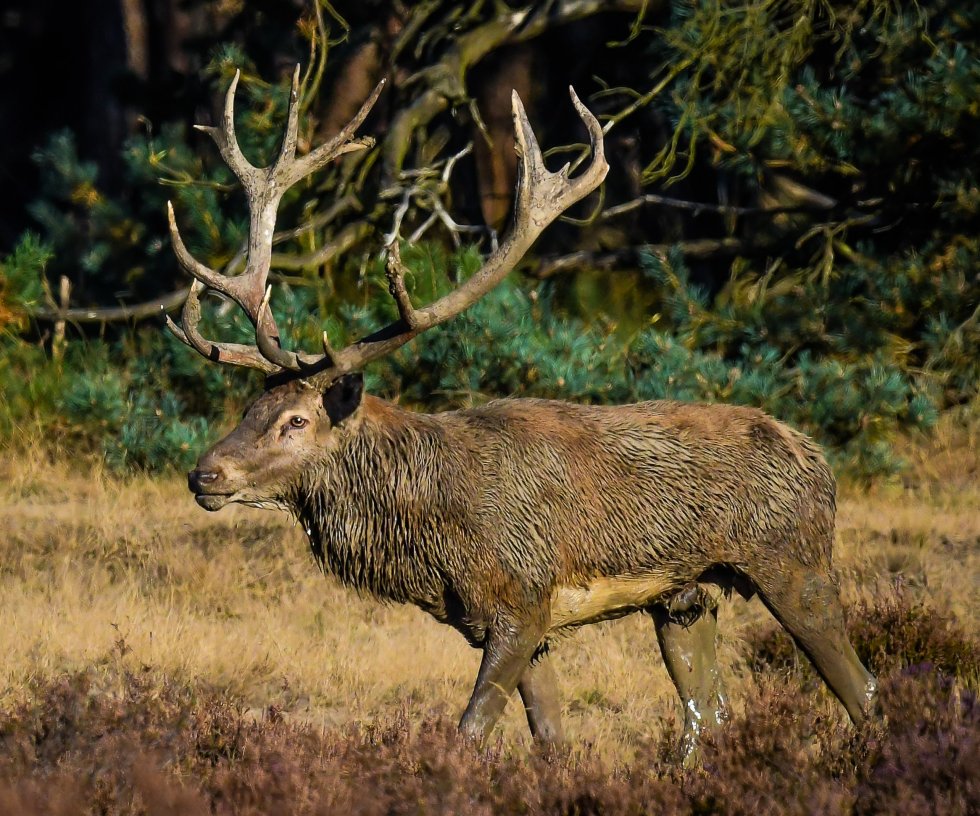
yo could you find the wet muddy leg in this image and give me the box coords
[756,566,877,724]
[651,585,728,765]
[518,649,564,745]
[459,615,548,744]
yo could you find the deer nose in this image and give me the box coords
[188,468,222,493]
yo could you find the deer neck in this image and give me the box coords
[288,398,453,609]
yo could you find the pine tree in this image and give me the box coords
[1,0,977,476]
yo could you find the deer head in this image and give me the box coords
[171,67,607,511]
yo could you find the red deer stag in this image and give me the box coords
[169,67,877,756]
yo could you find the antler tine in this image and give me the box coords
[167,202,232,292]
[304,86,608,388]
[253,285,327,370]
[242,74,384,371]
[283,78,386,188]
[193,70,260,189]
[165,281,281,374]
[513,86,607,207]
[274,65,303,170]
[167,198,290,372]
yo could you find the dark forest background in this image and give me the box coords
[0,0,977,475]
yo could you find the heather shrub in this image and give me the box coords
[685,680,857,816]
[848,587,980,683]
[2,660,977,815]
[747,585,979,689]
[853,671,980,816]
[746,624,814,678]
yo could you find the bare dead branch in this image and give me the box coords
[382,0,653,179]
[29,287,191,324]
[598,193,836,222]
[530,237,761,279]
[380,143,488,249]
[270,221,372,271]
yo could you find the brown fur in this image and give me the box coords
[188,378,875,745]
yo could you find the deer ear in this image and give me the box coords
[322,373,364,426]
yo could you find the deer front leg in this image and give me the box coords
[459,615,548,744]
[518,649,564,744]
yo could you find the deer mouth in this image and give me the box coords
[194,493,233,511]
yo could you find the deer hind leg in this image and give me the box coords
[650,584,728,765]
[517,648,564,745]
[458,613,548,744]
[754,563,877,724]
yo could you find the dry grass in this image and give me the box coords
[0,412,977,771]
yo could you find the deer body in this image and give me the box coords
[169,67,876,757]
[289,394,834,646]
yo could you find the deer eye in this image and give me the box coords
[288,416,308,429]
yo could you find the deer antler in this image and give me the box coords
[302,86,607,387]
[166,66,384,373]
[168,70,607,383]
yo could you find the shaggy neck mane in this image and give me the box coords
[287,399,459,610]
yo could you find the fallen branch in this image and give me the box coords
[28,287,190,324]
[269,221,373,271]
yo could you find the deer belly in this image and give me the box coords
[549,573,675,630]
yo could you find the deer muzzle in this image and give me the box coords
[188,467,233,511]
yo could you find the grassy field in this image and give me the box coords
[0,414,977,814]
